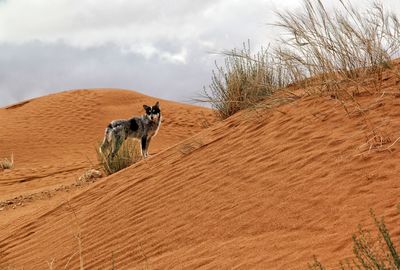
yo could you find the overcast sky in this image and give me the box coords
[0,0,399,107]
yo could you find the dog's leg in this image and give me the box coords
[144,136,152,158]
[141,136,147,158]
[111,133,123,159]
[113,140,123,158]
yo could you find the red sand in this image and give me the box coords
[1,78,400,269]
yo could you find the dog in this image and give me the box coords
[99,101,161,159]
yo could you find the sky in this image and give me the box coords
[0,0,399,107]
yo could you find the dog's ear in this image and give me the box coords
[154,101,160,109]
[143,104,150,111]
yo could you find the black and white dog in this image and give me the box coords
[100,101,161,159]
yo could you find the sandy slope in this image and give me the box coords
[0,88,214,236]
[0,89,213,202]
[1,75,400,269]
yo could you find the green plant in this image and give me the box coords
[310,210,400,270]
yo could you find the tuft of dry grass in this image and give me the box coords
[0,154,14,170]
[96,139,142,176]
[201,42,290,119]
[203,1,400,119]
[274,0,400,96]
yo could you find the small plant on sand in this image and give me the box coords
[96,139,142,175]
[0,154,14,170]
[309,209,400,270]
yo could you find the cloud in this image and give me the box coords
[1,0,294,107]
[0,41,215,105]
[0,0,277,50]
[0,0,399,107]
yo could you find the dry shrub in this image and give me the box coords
[96,139,142,176]
[202,42,290,119]
[203,1,400,119]
[0,154,14,170]
[275,0,400,95]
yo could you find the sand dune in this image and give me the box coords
[0,89,214,236]
[1,75,400,269]
[0,89,213,200]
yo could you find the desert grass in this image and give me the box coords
[275,0,400,96]
[41,202,85,270]
[96,139,142,176]
[201,42,291,119]
[203,0,400,119]
[0,154,14,170]
[62,201,85,270]
[309,209,400,270]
